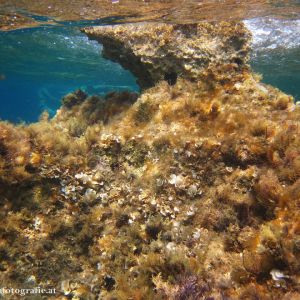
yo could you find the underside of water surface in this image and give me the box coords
[0,0,300,30]
[0,2,300,300]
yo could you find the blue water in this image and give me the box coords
[246,18,300,101]
[0,18,299,123]
[0,23,139,123]
[251,48,300,100]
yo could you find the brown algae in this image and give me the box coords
[0,22,300,299]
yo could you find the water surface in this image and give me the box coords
[1,0,300,31]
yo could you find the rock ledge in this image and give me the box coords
[83,22,251,89]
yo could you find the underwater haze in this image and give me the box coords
[0,23,139,123]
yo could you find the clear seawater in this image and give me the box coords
[0,22,139,123]
[245,18,300,101]
[0,17,299,123]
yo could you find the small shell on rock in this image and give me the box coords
[225,166,233,173]
[27,275,36,283]
[169,174,184,188]
[173,221,180,228]
[61,280,71,295]
[151,199,157,205]
[33,217,42,230]
[187,210,195,216]
[156,178,164,187]
[187,184,198,197]
[174,206,179,212]
[84,188,97,202]
[166,242,176,252]
[270,269,289,281]
[193,229,201,240]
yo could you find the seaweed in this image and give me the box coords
[0,21,300,300]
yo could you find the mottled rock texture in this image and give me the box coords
[83,22,251,89]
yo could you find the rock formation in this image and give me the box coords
[0,21,300,299]
[83,22,251,89]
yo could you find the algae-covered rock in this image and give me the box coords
[62,89,87,108]
[83,22,251,89]
[1,21,300,299]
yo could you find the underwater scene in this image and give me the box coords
[0,1,300,299]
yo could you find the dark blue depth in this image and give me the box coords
[0,23,139,123]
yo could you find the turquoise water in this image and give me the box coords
[0,22,139,123]
[0,18,299,123]
[251,48,300,100]
[246,18,300,101]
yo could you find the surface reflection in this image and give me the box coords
[0,0,300,31]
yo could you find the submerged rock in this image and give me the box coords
[0,21,300,299]
[83,22,251,89]
[62,89,87,108]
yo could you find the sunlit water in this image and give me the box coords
[0,23,139,123]
[0,17,299,123]
[246,17,300,101]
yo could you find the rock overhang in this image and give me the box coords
[82,22,252,90]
